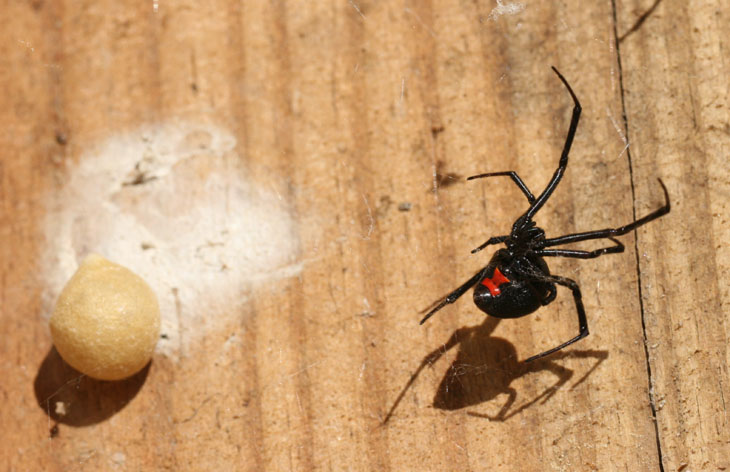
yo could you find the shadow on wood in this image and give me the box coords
[34,347,150,428]
[383,317,607,424]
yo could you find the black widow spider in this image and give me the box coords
[420,67,670,363]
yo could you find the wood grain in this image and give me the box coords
[1,0,727,470]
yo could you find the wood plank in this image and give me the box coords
[0,0,726,470]
[616,0,730,470]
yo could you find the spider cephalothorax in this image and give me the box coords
[420,67,670,362]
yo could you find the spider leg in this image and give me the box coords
[543,284,557,304]
[470,235,509,254]
[467,172,536,203]
[419,268,487,324]
[520,277,558,305]
[523,67,582,221]
[523,275,588,363]
[536,237,624,259]
[543,179,670,248]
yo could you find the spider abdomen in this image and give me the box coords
[473,252,554,319]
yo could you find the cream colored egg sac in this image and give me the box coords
[50,254,161,381]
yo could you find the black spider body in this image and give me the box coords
[420,67,671,362]
[473,249,555,319]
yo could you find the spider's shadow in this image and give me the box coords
[383,317,607,423]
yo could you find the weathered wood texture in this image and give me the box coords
[1,0,727,470]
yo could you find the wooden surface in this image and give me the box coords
[1,0,728,470]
